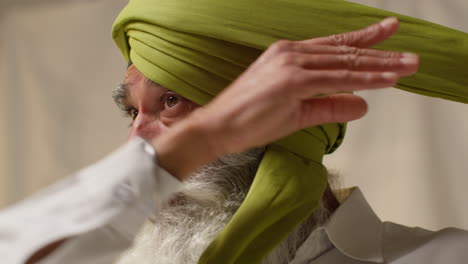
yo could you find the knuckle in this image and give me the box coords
[283,67,301,82]
[274,67,296,85]
[342,54,359,69]
[331,34,346,45]
[336,45,348,54]
[338,45,359,55]
[270,40,294,54]
[281,67,307,88]
[275,52,296,66]
[387,51,402,58]
[331,33,353,46]
[350,46,362,56]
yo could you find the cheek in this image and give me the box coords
[160,115,187,127]
[161,101,200,126]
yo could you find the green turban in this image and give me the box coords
[112,0,468,263]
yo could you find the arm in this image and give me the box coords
[0,138,181,264]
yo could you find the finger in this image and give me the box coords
[293,53,419,76]
[293,70,398,97]
[299,94,368,128]
[305,17,399,48]
[287,44,405,59]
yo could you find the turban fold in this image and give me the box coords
[112,1,468,263]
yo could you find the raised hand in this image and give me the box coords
[153,17,420,179]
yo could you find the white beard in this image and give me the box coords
[116,148,331,264]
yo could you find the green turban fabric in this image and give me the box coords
[112,0,468,263]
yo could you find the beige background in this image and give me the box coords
[1,0,467,231]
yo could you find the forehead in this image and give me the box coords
[125,64,167,91]
[125,64,144,84]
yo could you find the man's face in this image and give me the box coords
[114,65,200,141]
[113,66,320,264]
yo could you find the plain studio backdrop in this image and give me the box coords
[0,0,467,231]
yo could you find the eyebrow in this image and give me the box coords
[112,78,168,112]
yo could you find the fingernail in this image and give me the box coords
[382,72,397,80]
[400,57,418,65]
[380,17,398,30]
[400,53,419,66]
[402,52,419,59]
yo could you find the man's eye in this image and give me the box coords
[164,95,180,109]
[128,108,139,121]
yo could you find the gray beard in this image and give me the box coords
[116,148,331,264]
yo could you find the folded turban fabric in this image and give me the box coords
[113,0,468,263]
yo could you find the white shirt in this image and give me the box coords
[1,137,467,264]
[0,138,181,264]
[292,188,468,263]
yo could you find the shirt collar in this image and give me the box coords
[324,187,384,263]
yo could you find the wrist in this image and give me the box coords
[152,111,222,181]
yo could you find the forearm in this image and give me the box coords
[152,111,223,181]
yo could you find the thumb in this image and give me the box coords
[307,17,400,48]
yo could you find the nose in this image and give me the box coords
[127,114,166,141]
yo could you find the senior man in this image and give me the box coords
[1,0,468,263]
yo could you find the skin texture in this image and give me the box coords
[26,17,419,264]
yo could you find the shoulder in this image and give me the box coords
[382,222,468,263]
